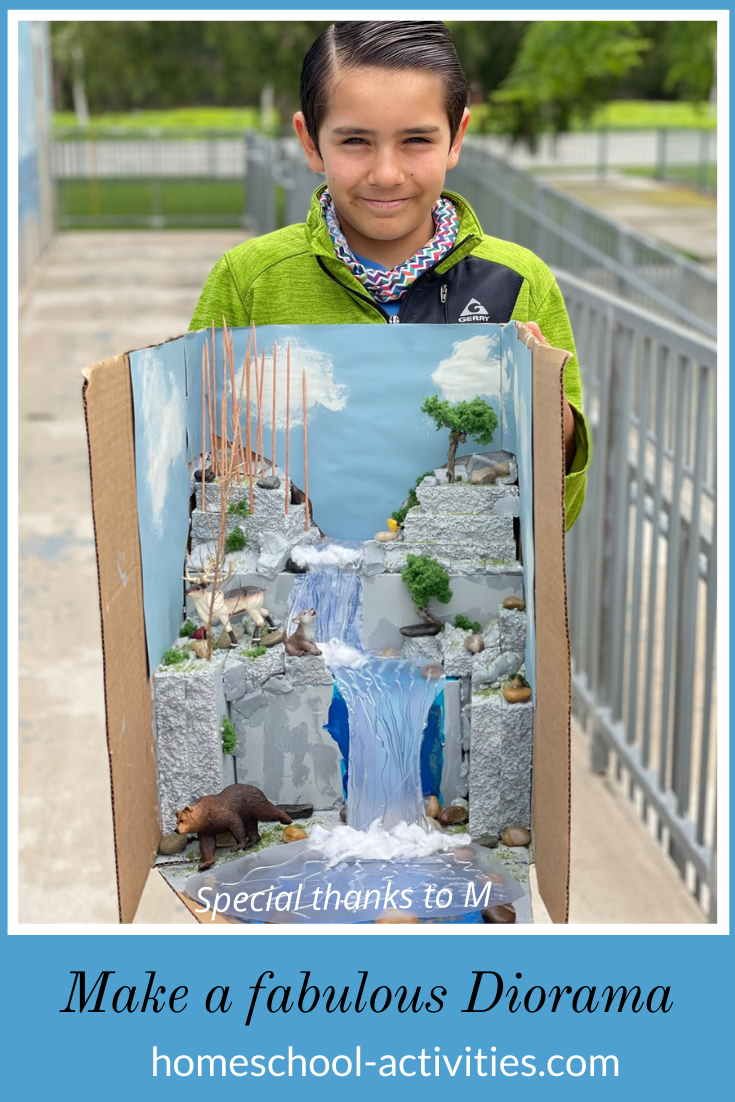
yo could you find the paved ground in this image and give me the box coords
[537,170,717,267]
[18,229,705,926]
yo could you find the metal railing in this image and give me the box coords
[472,127,716,194]
[562,271,717,919]
[51,129,249,228]
[452,142,716,339]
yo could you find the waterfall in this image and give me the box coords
[288,567,363,648]
[288,562,442,829]
[335,658,440,830]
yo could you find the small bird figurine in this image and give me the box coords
[386,517,399,532]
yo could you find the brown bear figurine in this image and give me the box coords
[175,783,292,870]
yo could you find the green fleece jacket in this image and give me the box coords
[191,188,590,528]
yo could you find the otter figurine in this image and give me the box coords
[175,783,292,870]
[284,609,322,657]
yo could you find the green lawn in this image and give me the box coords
[54,99,715,138]
[53,106,275,138]
[469,98,715,134]
[621,163,716,191]
[56,177,248,228]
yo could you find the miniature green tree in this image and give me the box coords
[421,395,498,482]
[401,554,453,627]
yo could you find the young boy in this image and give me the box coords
[190,21,589,527]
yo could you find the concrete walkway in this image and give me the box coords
[19,230,705,925]
[538,169,717,268]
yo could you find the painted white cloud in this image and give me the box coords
[239,340,347,429]
[431,333,502,400]
[138,349,186,535]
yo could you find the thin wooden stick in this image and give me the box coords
[256,352,265,471]
[200,347,207,511]
[284,343,291,515]
[271,343,277,475]
[210,323,219,476]
[245,349,254,511]
[205,343,216,476]
[302,366,310,530]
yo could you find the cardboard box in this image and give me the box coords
[83,323,570,924]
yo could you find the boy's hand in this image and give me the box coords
[525,321,577,472]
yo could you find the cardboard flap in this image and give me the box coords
[530,339,572,923]
[83,356,159,923]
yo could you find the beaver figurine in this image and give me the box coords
[175,783,292,870]
[284,609,322,657]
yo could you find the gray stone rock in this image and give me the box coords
[400,634,443,663]
[467,451,518,486]
[403,508,514,551]
[256,531,292,579]
[441,623,474,677]
[361,539,386,577]
[231,689,266,719]
[257,475,280,490]
[400,621,442,637]
[222,644,285,701]
[473,649,522,687]
[499,607,527,655]
[153,661,227,833]
[285,653,333,688]
[468,694,533,838]
[264,675,294,694]
[415,480,519,515]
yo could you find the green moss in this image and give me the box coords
[225,526,247,553]
[161,647,189,667]
[401,554,452,612]
[228,499,250,517]
[221,716,237,754]
[244,645,267,659]
[390,471,434,526]
[454,614,481,633]
[179,620,196,637]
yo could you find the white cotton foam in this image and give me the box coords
[319,639,369,669]
[308,820,471,867]
[290,543,363,569]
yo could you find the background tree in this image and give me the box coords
[421,395,498,483]
[488,21,650,149]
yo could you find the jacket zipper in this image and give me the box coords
[317,235,473,324]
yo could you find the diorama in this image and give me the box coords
[83,322,572,925]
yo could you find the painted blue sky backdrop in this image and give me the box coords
[130,324,534,667]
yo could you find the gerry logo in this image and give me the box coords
[458,298,490,323]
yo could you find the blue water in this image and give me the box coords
[288,567,363,647]
[332,657,443,831]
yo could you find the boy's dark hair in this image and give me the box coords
[300,21,468,147]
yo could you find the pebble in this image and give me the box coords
[375,530,398,542]
[193,467,216,483]
[400,622,442,637]
[191,639,209,659]
[282,825,307,843]
[475,833,499,849]
[502,682,532,704]
[502,595,526,611]
[438,805,468,826]
[424,795,441,819]
[469,467,497,485]
[482,903,517,924]
[260,627,285,647]
[375,911,420,924]
[464,632,485,654]
[158,832,189,856]
[257,475,280,490]
[500,826,531,847]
